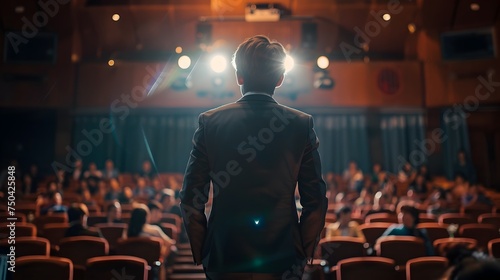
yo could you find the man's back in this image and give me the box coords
[181,93,327,274]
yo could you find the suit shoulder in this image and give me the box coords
[200,102,239,118]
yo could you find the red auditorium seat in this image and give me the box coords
[43,223,70,247]
[15,256,73,280]
[461,205,494,220]
[87,214,107,226]
[95,223,127,250]
[336,257,397,280]
[359,222,392,248]
[418,214,437,223]
[365,213,399,224]
[0,222,36,238]
[85,255,148,280]
[433,238,477,256]
[116,237,164,280]
[59,236,109,267]
[416,223,450,244]
[406,256,448,280]
[376,236,426,266]
[478,213,500,228]
[34,214,68,235]
[0,237,49,257]
[15,203,37,217]
[0,212,27,222]
[459,223,500,250]
[319,236,366,266]
[161,213,182,232]
[325,213,336,224]
[438,213,475,227]
[161,222,179,241]
[488,238,500,258]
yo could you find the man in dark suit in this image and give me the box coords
[180,35,328,279]
[65,203,102,238]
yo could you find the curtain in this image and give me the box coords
[312,113,370,174]
[72,109,372,175]
[380,113,425,174]
[441,108,471,180]
[72,110,201,173]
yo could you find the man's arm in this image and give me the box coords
[180,114,211,265]
[297,116,328,262]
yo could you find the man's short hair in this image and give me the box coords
[67,203,89,223]
[337,205,352,217]
[232,35,287,93]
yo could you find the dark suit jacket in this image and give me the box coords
[180,94,328,273]
[64,222,102,238]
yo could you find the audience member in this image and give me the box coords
[127,204,176,250]
[343,161,364,194]
[380,205,434,255]
[65,203,102,238]
[134,177,155,199]
[398,162,416,183]
[159,189,182,218]
[326,206,365,241]
[106,201,123,224]
[104,178,121,201]
[103,159,119,180]
[39,192,67,215]
[118,186,134,204]
[453,150,477,184]
[138,160,154,182]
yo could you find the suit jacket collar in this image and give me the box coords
[236,93,278,104]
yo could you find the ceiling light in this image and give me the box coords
[470,3,480,11]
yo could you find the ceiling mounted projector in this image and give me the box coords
[245,3,284,22]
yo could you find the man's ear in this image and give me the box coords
[236,71,244,86]
[275,74,285,88]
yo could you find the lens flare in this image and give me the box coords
[178,55,191,69]
[210,55,227,73]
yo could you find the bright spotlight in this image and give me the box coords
[112,14,120,22]
[317,56,330,70]
[284,55,294,73]
[175,46,183,54]
[210,55,227,73]
[382,13,391,21]
[178,55,191,69]
[108,59,115,67]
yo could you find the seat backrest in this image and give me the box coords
[478,214,500,228]
[418,214,437,223]
[439,214,475,227]
[319,236,366,266]
[433,238,478,256]
[365,213,398,224]
[35,214,68,235]
[459,223,500,249]
[116,237,163,265]
[161,223,178,241]
[359,222,393,247]
[87,214,107,226]
[95,223,127,249]
[0,222,36,238]
[59,236,109,267]
[376,236,426,266]
[85,255,148,280]
[416,223,449,243]
[337,257,397,280]
[161,213,182,231]
[0,213,26,222]
[0,237,50,257]
[43,223,70,246]
[488,238,500,258]
[15,256,73,280]
[406,256,448,280]
[461,205,494,219]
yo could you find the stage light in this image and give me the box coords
[470,3,480,11]
[108,59,115,67]
[382,13,391,21]
[317,56,330,70]
[210,55,227,73]
[284,55,295,73]
[178,55,191,70]
[112,14,120,22]
[408,23,416,34]
[175,46,183,54]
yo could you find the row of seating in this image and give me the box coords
[325,212,500,227]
